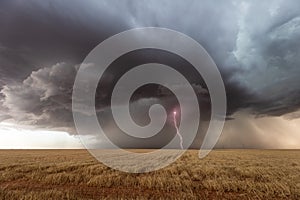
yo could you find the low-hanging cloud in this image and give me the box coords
[1,63,76,131]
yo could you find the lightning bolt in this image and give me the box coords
[173,111,184,150]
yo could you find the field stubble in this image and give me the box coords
[0,149,299,199]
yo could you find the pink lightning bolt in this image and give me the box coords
[173,111,184,150]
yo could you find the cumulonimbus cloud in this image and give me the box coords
[1,63,76,131]
[0,0,300,148]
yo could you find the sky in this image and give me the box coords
[0,0,299,149]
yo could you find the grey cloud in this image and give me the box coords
[0,0,131,84]
[1,63,76,130]
[0,0,300,148]
[233,0,300,116]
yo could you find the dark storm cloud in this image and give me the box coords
[0,0,131,82]
[232,1,300,116]
[0,0,299,148]
[1,63,76,131]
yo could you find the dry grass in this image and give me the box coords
[0,149,299,199]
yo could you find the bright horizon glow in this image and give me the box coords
[0,115,300,149]
[0,122,83,149]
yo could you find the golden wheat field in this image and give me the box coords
[0,149,299,200]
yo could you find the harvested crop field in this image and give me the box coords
[0,149,299,199]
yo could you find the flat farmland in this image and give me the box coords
[0,149,299,199]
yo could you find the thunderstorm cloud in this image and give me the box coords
[0,0,299,148]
